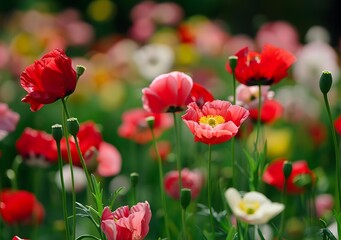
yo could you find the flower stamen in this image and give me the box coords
[199,115,225,127]
[239,200,260,215]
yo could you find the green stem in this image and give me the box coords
[172,112,183,190]
[279,181,287,238]
[254,84,262,153]
[207,144,215,239]
[56,141,71,240]
[182,209,187,240]
[231,68,237,187]
[150,126,171,239]
[61,98,76,240]
[132,185,137,205]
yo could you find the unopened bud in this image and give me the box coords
[283,161,292,180]
[67,118,79,136]
[52,124,63,143]
[319,71,333,94]
[130,172,139,188]
[180,188,191,210]
[76,65,86,78]
[229,56,238,72]
[145,116,155,130]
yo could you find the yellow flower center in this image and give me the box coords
[199,115,225,127]
[239,200,260,215]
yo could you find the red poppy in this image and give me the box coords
[118,108,173,144]
[186,82,214,108]
[142,71,193,113]
[334,115,341,135]
[249,99,283,124]
[182,100,249,144]
[0,190,44,225]
[20,48,77,111]
[164,168,204,199]
[16,128,58,166]
[226,44,296,86]
[262,159,315,194]
[61,121,102,167]
[12,236,28,240]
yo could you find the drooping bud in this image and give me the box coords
[180,188,191,210]
[67,118,80,136]
[52,124,63,143]
[76,65,86,79]
[319,71,333,94]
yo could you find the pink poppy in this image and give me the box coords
[118,108,173,144]
[96,142,122,177]
[182,100,249,144]
[142,71,193,113]
[164,168,204,199]
[101,201,152,240]
[0,103,20,141]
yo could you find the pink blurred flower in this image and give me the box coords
[164,168,204,199]
[235,85,273,109]
[152,2,183,25]
[149,140,171,161]
[118,108,173,144]
[182,100,249,144]
[0,103,20,141]
[130,1,155,22]
[315,194,334,218]
[101,201,152,240]
[12,237,28,240]
[129,18,155,42]
[96,142,122,177]
[224,35,255,57]
[256,21,301,54]
[142,71,193,113]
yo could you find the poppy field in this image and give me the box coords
[1,1,341,240]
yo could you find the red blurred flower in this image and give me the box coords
[186,82,214,108]
[20,48,77,111]
[149,140,171,161]
[0,103,20,141]
[226,44,296,86]
[16,128,58,166]
[262,159,315,194]
[249,99,283,124]
[334,115,341,135]
[101,201,152,240]
[61,121,121,177]
[142,71,193,113]
[164,168,204,199]
[12,236,28,240]
[0,190,44,225]
[118,108,173,144]
[182,100,249,144]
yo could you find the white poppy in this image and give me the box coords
[225,188,284,225]
[133,43,174,80]
[55,165,87,192]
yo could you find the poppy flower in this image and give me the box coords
[164,168,204,199]
[186,82,214,108]
[262,159,315,194]
[0,103,20,141]
[226,44,296,86]
[16,128,58,167]
[12,237,28,240]
[20,48,77,111]
[55,165,87,192]
[61,121,122,177]
[149,140,171,161]
[334,115,341,135]
[101,201,152,240]
[0,190,44,225]
[118,108,173,144]
[249,99,283,124]
[182,100,249,144]
[142,71,193,113]
[225,188,284,225]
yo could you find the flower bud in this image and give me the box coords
[76,65,86,78]
[130,172,139,188]
[67,118,80,136]
[229,56,238,72]
[51,124,63,143]
[283,161,292,180]
[180,188,191,210]
[145,116,155,130]
[319,71,333,94]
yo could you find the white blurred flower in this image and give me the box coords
[225,188,284,225]
[133,43,174,80]
[305,25,330,44]
[234,85,274,109]
[293,41,340,94]
[55,165,87,192]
